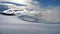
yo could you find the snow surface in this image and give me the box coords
[0,14,60,34]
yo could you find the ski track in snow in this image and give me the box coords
[0,14,60,34]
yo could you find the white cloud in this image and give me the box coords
[0,0,60,22]
[0,0,32,4]
[45,7,60,22]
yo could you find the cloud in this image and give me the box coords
[45,7,60,22]
[0,0,32,4]
[27,0,60,22]
[25,0,60,22]
[0,0,60,22]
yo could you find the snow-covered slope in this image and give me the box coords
[0,14,60,34]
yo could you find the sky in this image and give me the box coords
[35,0,60,7]
[0,0,60,22]
[0,0,60,8]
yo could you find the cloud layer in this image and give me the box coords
[0,0,60,22]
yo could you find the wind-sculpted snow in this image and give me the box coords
[18,15,60,24]
[18,15,40,23]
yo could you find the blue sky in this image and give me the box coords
[34,0,60,8]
